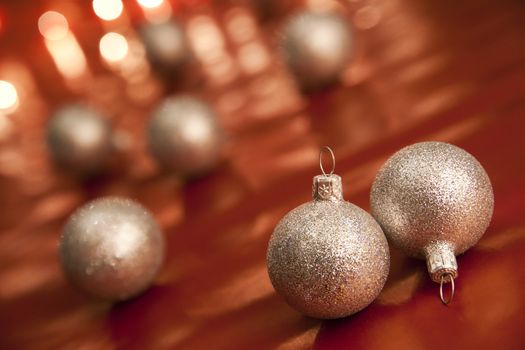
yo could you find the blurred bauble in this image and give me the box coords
[46,104,113,172]
[267,173,389,319]
[147,95,223,176]
[139,20,191,76]
[59,197,165,301]
[281,11,353,91]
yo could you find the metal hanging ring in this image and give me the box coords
[439,273,455,305]
[319,146,336,176]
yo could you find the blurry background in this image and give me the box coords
[0,0,525,349]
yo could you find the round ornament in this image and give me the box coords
[147,95,223,176]
[46,104,113,172]
[281,11,353,90]
[140,20,191,75]
[59,197,165,301]
[267,147,389,319]
[370,141,494,303]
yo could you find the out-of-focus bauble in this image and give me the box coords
[59,197,165,300]
[267,173,389,319]
[281,11,353,90]
[147,95,223,176]
[47,104,113,172]
[139,20,191,75]
[370,142,494,284]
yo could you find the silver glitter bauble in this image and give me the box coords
[267,173,389,319]
[59,197,165,300]
[140,20,191,74]
[47,104,113,172]
[370,142,494,286]
[281,11,353,90]
[147,95,223,175]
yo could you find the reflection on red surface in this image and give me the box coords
[0,0,525,349]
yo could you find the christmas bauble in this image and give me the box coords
[59,197,165,300]
[139,20,191,75]
[281,11,353,90]
[267,174,389,319]
[46,104,113,172]
[370,142,494,284]
[147,95,223,176]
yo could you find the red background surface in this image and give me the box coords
[0,0,524,349]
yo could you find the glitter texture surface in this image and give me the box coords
[267,175,389,319]
[59,197,165,300]
[370,142,494,271]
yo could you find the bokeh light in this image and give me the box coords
[38,11,69,41]
[225,7,257,44]
[0,80,19,112]
[92,0,123,21]
[137,0,164,9]
[45,32,88,80]
[99,32,129,63]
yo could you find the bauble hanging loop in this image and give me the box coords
[440,273,455,305]
[319,145,335,176]
[370,141,494,304]
[267,147,389,319]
